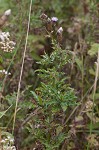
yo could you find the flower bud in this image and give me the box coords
[46,18,52,32]
[0,9,11,27]
[57,27,63,43]
[4,9,11,16]
[57,27,63,33]
[40,13,48,20]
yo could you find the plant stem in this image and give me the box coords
[12,0,33,133]
[87,50,99,150]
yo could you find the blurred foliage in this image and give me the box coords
[0,0,99,150]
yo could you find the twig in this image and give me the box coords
[20,107,41,129]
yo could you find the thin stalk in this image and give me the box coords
[87,50,99,150]
[12,0,33,133]
[81,54,84,99]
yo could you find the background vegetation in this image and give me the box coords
[0,0,99,150]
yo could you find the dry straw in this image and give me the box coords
[13,0,33,132]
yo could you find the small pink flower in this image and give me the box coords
[51,17,58,22]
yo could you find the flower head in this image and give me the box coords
[0,32,16,52]
[51,17,58,22]
[0,32,10,41]
[57,27,63,33]
[0,69,11,75]
[4,9,11,16]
